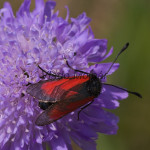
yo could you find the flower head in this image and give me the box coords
[0,0,128,150]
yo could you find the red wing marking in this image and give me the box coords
[60,75,90,90]
[49,96,94,120]
[47,106,69,120]
[41,75,89,96]
[65,91,78,99]
[66,96,94,110]
[41,78,69,95]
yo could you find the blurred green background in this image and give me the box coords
[0,0,149,150]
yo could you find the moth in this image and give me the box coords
[27,43,142,126]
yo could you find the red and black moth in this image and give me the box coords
[26,43,142,126]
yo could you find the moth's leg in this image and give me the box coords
[77,100,94,120]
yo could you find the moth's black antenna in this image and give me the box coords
[101,43,129,79]
[103,83,142,98]
[38,65,62,78]
[101,43,142,98]
[64,58,90,75]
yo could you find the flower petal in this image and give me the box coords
[17,0,31,17]
[70,130,97,150]
[71,12,91,30]
[79,39,107,55]
[35,0,44,12]
[94,62,119,76]
[3,2,14,19]
[96,84,129,109]
[83,106,119,134]
[43,1,56,22]
[50,133,68,150]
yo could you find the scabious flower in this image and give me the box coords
[0,0,128,150]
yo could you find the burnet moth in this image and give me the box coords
[26,43,142,126]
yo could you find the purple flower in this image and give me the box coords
[0,0,128,150]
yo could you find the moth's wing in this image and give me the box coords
[27,76,90,102]
[35,90,94,126]
[26,78,69,102]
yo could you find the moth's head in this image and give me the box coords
[87,74,102,97]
